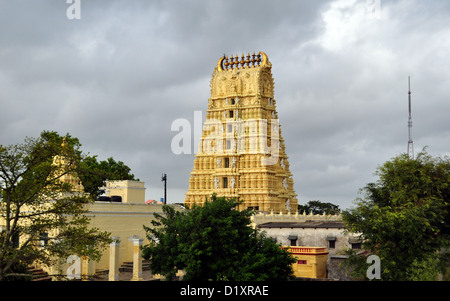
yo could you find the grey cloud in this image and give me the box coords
[1,0,449,209]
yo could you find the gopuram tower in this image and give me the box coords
[184,52,298,213]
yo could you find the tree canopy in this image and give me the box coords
[342,150,450,280]
[298,200,340,215]
[142,195,296,281]
[78,156,138,199]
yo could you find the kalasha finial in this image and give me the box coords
[218,51,268,71]
[251,52,256,67]
[62,137,67,148]
[256,53,261,65]
[240,54,245,69]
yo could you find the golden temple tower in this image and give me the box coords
[184,52,298,213]
[52,137,85,194]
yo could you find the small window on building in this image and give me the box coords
[227,124,233,133]
[226,140,231,150]
[248,206,259,211]
[351,243,361,250]
[229,110,234,118]
[329,240,335,249]
[297,260,307,265]
[39,232,49,247]
[326,236,336,249]
[12,232,20,248]
[223,177,228,188]
[348,238,362,250]
[288,235,298,246]
[231,98,235,105]
[225,157,230,168]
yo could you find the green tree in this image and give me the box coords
[298,200,340,215]
[78,156,138,199]
[142,195,296,281]
[342,150,450,280]
[0,131,111,280]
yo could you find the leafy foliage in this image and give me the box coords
[78,156,138,199]
[298,200,340,215]
[342,150,450,280]
[142,195,296,281]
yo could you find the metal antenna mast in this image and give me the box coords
[407,76,414,159]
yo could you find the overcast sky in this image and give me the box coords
[1,0,449,209]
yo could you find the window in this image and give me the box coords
[297,260,307,265]
[229,110,234,118]
[328,240,335,249]
[351,243,361,250]
[248,206,259,211]
[11,232,20,248]
[231,98,235,105]
[226,140,231,150]
[225,157,230,168]
[327,236,336,249]
[348,238,362,250]
[39,233,49,247]
[288,235,298,246]
[227,124,233,133]
[223,177,228,188]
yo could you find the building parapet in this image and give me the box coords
[251,211,342,225]
[284,246,329,255]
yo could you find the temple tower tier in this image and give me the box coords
[184,52,298,213]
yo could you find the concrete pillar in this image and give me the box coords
[81,256,95,281]
[131,237,144,281]
[109,237,120,281]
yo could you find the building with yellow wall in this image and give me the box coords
[284,246,329,279]
[185,52,298,213]
[43,177,182,279]
[101,180,146,204]
[17,140,183,279]
[82,192,167,272]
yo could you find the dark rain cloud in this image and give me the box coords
[1,0,449,208]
